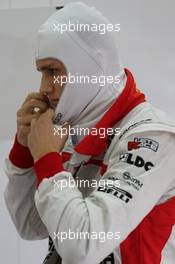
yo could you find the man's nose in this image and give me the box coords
[39,75,53,94]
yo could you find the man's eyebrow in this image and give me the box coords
[37,64,55,71]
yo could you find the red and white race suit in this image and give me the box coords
[4,70,175,264]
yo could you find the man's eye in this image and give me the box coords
[48,69,55,75]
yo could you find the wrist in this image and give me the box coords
[34,149,60,162]
[9,134,34,168]
[34,152,65,187]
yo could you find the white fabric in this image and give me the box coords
[4,102,175,264]
[35,2,126,139]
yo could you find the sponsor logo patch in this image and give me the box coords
[119,153,154,171]
[122,172,143,191]
[98,185,132,203]
[128,137,159,152]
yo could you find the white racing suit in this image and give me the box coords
[4,71,175,264]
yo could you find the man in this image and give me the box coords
[4,2,175,264]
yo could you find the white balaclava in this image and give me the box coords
[35,2,126,145]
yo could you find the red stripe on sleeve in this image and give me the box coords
[34,152,65,188]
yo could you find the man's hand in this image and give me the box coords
[27,108,69,162]
[17,92,49,147]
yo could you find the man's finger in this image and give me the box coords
[17,113,41,125]
[18,125,31,135]
[42,108,55,119]
[22,92,46,106]
[31,118,37,130]
[18,99,48,115]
